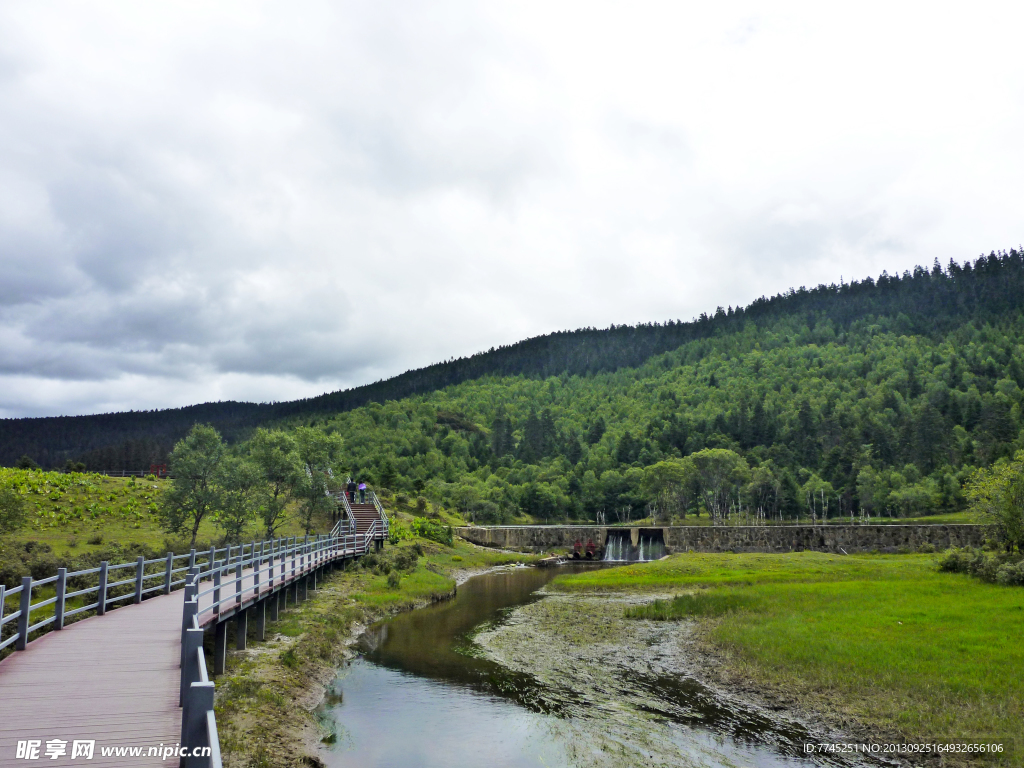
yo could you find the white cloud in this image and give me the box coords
[0,0,1022,417]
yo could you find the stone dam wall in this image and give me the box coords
[454,524,989,555]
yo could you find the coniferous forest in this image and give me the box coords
[4,249,1024,523]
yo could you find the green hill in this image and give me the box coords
[3,249,1024,522]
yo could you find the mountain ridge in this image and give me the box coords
[3,248,1022,469]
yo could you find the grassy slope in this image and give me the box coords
[0,469,324,557]
[552,553,1023,765]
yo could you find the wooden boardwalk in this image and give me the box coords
[0,544,361,767]
[0,590,185,767]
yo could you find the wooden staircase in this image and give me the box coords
[349,502,386,539]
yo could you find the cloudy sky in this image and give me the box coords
[1,1,1022,418]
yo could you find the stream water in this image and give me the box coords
[320,565,859,768]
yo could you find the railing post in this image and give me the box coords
[208,545,216,572]
[213,566,221,616]
[134,556,145,604]
[97,561,109,615]
[55,568,67,630]
[253,544,260,599]
[180,599,199,703]
[182,595,198,635]
[235,560,242,606]
[165,552,174,594]
[15,576,31,650]
[184,567,198,601]
[189,548,197,569]
[180,625,203,707]
[182,681,215,768]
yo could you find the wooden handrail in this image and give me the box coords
[1,505,387,768]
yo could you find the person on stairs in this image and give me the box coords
[347,477,357,503]
[358,481,367,503]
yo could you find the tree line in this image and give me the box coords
[159,425,344,547]
[4,248,1024,470]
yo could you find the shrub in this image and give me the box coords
[411,517,453,546]
[996,562,1024,586]
[387,571,401,589]
[87,534,103,545]
[391,548,419,572]
[938,547,1024,586]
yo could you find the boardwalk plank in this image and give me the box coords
[0,543,359,767]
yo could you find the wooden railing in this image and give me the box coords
[0,550,195,654]
[1,512,388,768]
[369,490,389,539]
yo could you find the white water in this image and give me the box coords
[603,532,666,562]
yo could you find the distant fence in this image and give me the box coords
[91,468,173,478]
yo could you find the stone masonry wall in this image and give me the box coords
[454,524,989,555]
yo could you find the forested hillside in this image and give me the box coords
[2,250,1024,521]
[290,300,1024,523]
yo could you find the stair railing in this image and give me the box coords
[369,490,389,539]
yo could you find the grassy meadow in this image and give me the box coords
[553,552,1023,765]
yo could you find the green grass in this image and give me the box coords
[554,552,1023,765]
[1,468,333,557]
[552,550,923,591]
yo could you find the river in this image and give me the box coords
[319,564,864,768]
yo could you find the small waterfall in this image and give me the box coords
[603,529,666,562]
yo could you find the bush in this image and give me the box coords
[387,571,401,589]
[391,547,419,572]
[87,534,103,545]
[996,562,1024,586]
[411,517,453,546]
[0,487,27,535]
[938,547,1024,586]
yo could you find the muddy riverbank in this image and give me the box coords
[322,566,890,768]
[473,590,884,768]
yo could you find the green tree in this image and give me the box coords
[160,424,226,547]
[0,488,27,536]
[965,450,1024,551]
[216,458,265,543]
[642,459,697,520]
[292,427,343,535]
[249,428,298,537]
[15,455,39,470]
[746,464,781,522]
[801,474,835,524]
[688,449,749,525]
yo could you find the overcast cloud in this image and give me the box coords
[1,1,1022,417]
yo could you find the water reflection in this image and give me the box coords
[357,564,573,715]
[323,565,858,768]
